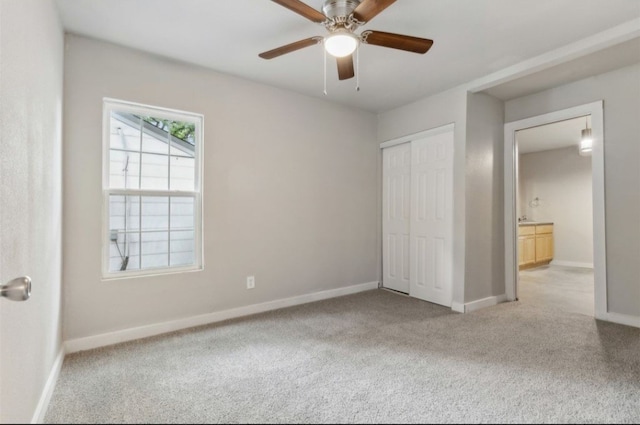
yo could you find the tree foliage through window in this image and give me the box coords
[143,116,195,145]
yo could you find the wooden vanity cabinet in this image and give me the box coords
[518,223,554,270]
[518,225,536,267]
[535,225,554,263]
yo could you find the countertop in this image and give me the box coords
[518,221,554,226]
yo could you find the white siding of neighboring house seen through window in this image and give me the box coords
[102,99,203,279]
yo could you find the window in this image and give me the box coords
[102,99,203,278]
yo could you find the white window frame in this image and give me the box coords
[102,98,204,280]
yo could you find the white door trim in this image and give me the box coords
[504,101,607,319]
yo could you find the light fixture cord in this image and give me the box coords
[356,47,360,92]
[323,46,328,96]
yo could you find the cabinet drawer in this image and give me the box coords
[536,224,554,234]
[519,225,536,236]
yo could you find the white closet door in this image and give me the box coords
[410,131,454,307]
[382,143,412,293]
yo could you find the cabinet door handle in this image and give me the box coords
[0,276,31,301]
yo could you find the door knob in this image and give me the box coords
[1,276,31,301]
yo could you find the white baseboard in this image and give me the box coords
[551,260,594,269]
[597,311,640,329]
[65,281,379,354]
[455,294,508,313]
[451,302,465,313]
[31,347,65,424]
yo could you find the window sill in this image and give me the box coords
[101,265,203,282]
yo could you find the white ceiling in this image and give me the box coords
[517,116,591,154]
[54,0,640,112]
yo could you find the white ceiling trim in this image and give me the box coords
[380,123,455,148]
[467,18,640,94]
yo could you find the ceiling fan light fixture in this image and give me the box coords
[325,31,359,58]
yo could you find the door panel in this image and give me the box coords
[523,236,536,264]
[536,234,554,262]
[382,143,411,293]
[410,131,454,307]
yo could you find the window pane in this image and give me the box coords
[109,195,125,231]
[170,230,195,267]
[109,230,140,272]
[170,156,195,191]
[109,150,140,190]
[109,195,141,273]
[142,126,169,154]
[141,231,169,269]
[110,112,141,152]
[170,197,194,230]
[141,196,168,231]
[140,153,169,190]
[109,195,139,231]
[170,145,190,156]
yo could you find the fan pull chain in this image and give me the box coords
[323,47,328,96]
[356,47,360,92]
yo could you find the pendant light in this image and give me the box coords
[579,117,593,156]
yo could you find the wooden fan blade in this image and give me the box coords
[271,0,327,23]
[337,55,355,80]
[352,0,396,24]
[361,30,433,54]
[259,37,322,59]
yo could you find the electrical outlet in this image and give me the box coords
[110,230,118,242]
[246,276,255,290]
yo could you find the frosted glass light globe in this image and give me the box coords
[325,32,359,58]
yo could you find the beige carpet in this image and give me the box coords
[519,264,594,316]
[45,290,640,424]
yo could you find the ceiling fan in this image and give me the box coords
[259,0,434,81]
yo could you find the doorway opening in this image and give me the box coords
[515,116,594,316]
[504,101,607,320]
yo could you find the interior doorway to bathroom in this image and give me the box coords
[515,116,594,316]
[504,101,607,320]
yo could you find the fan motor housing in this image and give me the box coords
[322,0,361,19]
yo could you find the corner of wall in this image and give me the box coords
[464,92,506,303]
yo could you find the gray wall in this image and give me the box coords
[520,147,593,266]
[465,93,505,302]
[63,35,379,340]
[377,89,507,305]
[0,0,64,422]
[377,86,468,306]
[506,64,640,317]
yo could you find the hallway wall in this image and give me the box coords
[506,64,640,317]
